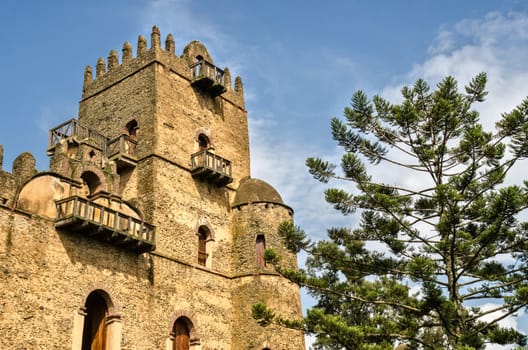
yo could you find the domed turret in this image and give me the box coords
[231,177,302,349]
[232,177,284,208]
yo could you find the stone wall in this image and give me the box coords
[0,207,236,349]
[231,275,305,350]
[232,202,297,275]
[149,157,234,274]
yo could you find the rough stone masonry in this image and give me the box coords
[0,26,305,350]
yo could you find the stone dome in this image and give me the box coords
[16,174,67,218]
[232,177,284,207]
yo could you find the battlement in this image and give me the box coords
[0,145,37,207]
[82,26,244,105]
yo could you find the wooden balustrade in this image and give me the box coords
[55,196,155,253]
[107,134,137,158]
[107,134,138,169]
[191,150,232,186]
[48,120,138,169]
[48,119,109,153]
[189,59,227,96]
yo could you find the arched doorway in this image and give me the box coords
[80,171,102,196]
[197,133,210,150]
[124,120,138,156]
[125,120,138,141]
[172,318,190,350]
[81,292,108,350]
[71,289,121,350]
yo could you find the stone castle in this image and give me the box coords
[0,26,305,350]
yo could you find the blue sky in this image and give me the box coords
[2,1,528,348]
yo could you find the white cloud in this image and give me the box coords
[428,29,455,55]
[385,12,528,99]
[305,333,317,350]
[380,11,528,185]
[479,302,520,330]
[478,302,525,350]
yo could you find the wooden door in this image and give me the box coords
[173,319,190,350]
[82,293,108,350]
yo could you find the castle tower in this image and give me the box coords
[231,178,303,349]
[0,27,304,349]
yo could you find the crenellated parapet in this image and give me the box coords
[0,148,37,207]
[82,26,244,107]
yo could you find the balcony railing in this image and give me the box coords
[55,195,155,253]
[107,134,138,169]
[48,118,109,153]
[189,60,227,96]
[191,150,233,186]
[48,120,137,169]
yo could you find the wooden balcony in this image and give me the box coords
[189,60,227,96]
[107,134,138,170]
[48,118,109,155]
[55,196,155,253]
[191,150,233,186]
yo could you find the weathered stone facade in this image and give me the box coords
[0,26,305,350]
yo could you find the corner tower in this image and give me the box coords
[231,178,304,349]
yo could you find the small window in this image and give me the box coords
[198,227,208,267]
[172,318,190,350]
[256,234,266,268]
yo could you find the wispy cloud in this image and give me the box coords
[381,11,528,187]
[139,0,246,78]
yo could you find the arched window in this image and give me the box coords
[82,292,108,350]
[256,234,266,268]
[172,318,190,350]
[198,226,209,267]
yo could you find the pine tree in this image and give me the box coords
[253,73,528,349]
